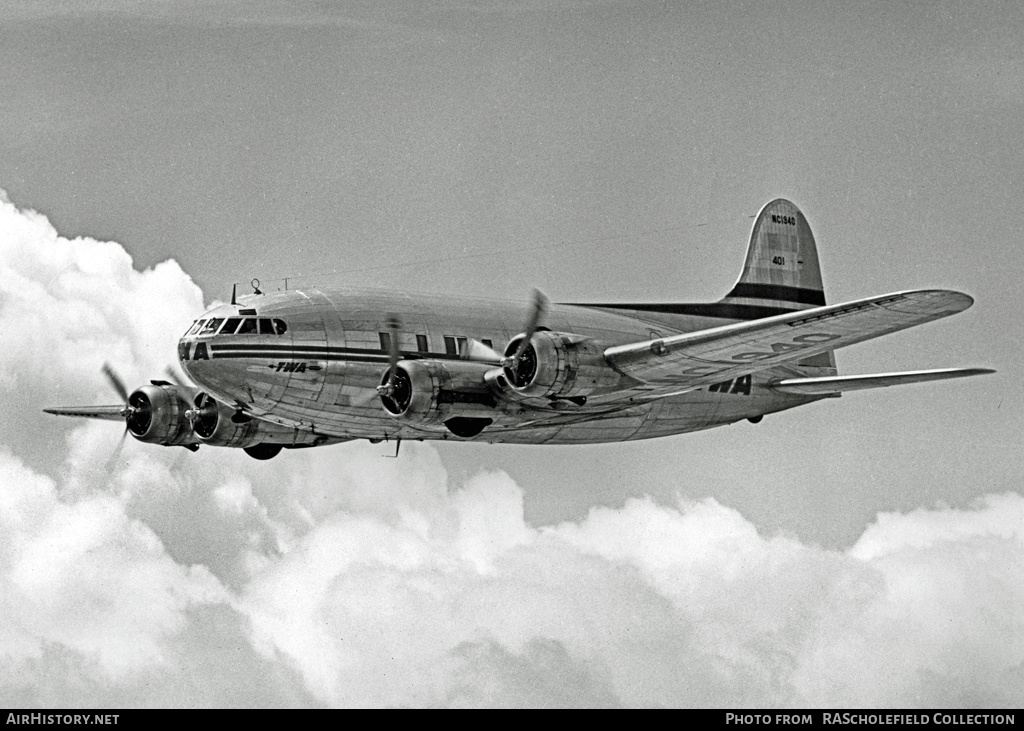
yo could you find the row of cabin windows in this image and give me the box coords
[186,317,288,337]
[378,333,493,356]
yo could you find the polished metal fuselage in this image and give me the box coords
[179,288,821,445]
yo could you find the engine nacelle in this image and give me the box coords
[126,384,195,446]
[191,393,320,449]
[502,331,623,399]
[379,360,497,427]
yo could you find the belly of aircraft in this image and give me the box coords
[217,366,803,446]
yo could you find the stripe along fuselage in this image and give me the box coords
[178,286,821,445]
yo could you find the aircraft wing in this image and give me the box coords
[43,405,127,421]
[604,289,975,391]
[769,367,994,395]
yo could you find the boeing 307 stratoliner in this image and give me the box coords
[45,199,994,459]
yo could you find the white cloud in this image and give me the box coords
[0,449,227,678]
[0,188,203,400]
[0,192,1020,707]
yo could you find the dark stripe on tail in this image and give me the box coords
[724,283,825,306]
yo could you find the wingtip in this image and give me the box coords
[891,289,976,315]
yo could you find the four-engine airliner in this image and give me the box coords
[45,199,994,459]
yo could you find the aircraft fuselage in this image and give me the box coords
[178,287,819,446]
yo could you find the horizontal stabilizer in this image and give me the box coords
[769,367,995,395]
[43,405,127,421]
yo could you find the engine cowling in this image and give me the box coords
[126,384,195,446]
[502,331,623,399]
[379,360,497,427]
[190,392,320,449]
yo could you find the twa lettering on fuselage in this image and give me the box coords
[268,362,322,373]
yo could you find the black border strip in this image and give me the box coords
[212,351,390,363]
[725,283,826,305]
[566,302,802,320]
[214,343,385,355]
[207,345,471,363]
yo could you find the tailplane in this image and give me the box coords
[770,368,995,395]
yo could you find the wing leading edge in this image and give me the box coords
[604,289,980,392]
[42,405,127,421]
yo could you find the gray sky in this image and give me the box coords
[0,0,1021,708]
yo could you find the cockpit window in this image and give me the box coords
[236,318,258,334]
[186,320,206,336]
[198,318,224,336]
[221,317,243,335]
[221,317,287,335]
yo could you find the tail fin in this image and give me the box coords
[721,198,826,309]
[723,199,835,374]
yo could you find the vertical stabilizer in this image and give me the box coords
[722,199,825,309]
[723,199,835,373]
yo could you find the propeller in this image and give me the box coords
[100,363,134,468]
[372,314,418,415]
[502,289,548,369]
[102,362,155,437]
[376,314,402,399]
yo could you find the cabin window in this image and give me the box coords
[444,336,457,355]
[416,334,428,353]
[199,318,224,335]
[379,332,392,352]
[273,319,288,335]
[236,318,258,335]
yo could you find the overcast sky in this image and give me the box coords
[1,0,1021,708]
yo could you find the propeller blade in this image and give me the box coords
[460,338,503,363]
[102,363,129,402]
[43,363,136,423]
[377,314,403,396]
[353,389,383,407]
[505,289,549,367]
[165,365,192,389]
[105,426,129,472]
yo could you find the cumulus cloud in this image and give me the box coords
[0,191,1021,707]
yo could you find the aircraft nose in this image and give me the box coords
[177,337,192,365]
